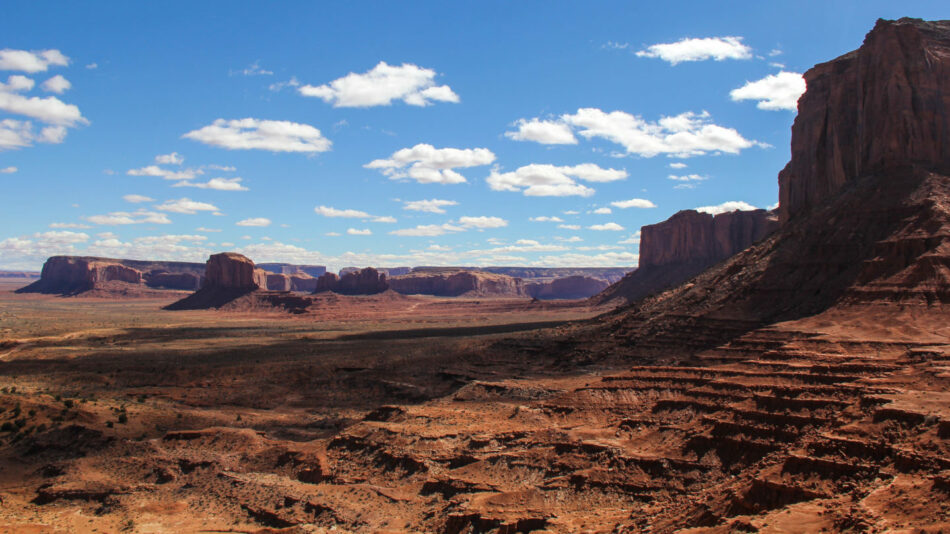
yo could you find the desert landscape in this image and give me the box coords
[1,8,949,534]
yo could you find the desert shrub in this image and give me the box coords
[117,413,128,424]
[64,399,74,409]
[0,422,13,432]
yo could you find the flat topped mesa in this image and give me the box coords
[203,252,267,290]
[779,17,950,223]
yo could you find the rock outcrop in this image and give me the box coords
[524,275,609,300]
[166,253,268,309]
[596,208,778,304]
[589,17,950,350]
[266,273,293,292]
[778,17,950,223]
[265,272,318,292]
[314,268,389,295]
[17,256,204,295]
[258,263,327,278]
[389,270,525,297]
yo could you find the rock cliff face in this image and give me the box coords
[525,276,609,300]
[266,273,293,292]
[597,209,778,304]
[314,268,389,295]
[778,18,950,223]
[17,256,204,295]
[258,263,327,278]
[590,17,950,348]
[203,253,265,290]
[265,272,318,292]
[389,271,525,297]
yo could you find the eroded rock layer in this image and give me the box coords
[314,267,389,295]
[17,256,205,295]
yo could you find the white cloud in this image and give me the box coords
[589,222,625,231]
[558,224,581,230]
[196,227,221,232]
[371,215,397,223]
[534,251,638,267]
[487,163,626,197]
[325,232,341,237]
[592,207,612,214]
[0,49,69,73]
[0,166,16,173]
[155,198,220,214]
[556,236,583,243]
[563,210,580,215]
[182,118,331,153]
[668,173,706,182]
[457,216,507,229]
[0,119,36,149]
[0,75,34,92]
[730,71,806,111]
[268,77,300,92]
[205,164,236,171]
[347,228,372,236]
[611,198,657,209]
[403,199,458,214]
[86,209,172,225]
[603,41,630,50]
[695,200,758,215]
[366,143,495,184]
[315,205,371,218]
[0,90,87,126]
[127,165,199,180]
[530,216,563,222]
[390,223,464,237]
[236,217,272,227]
[85,63,97,70]
[41,74,71,94]
[298,61,459,108]
[155,152,184,165]
[49,222,91,229]
[505,118,577,144]
[562,108,760,158]
[619,231,641,245]
[636,36,752,65]
[174,177,249,191]
[238,61,273,76]
[122,194,154,203]
[669,162,687,169]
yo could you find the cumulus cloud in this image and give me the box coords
[534,251,638,267]
[457,216,507,229]
[558,224,581,230]
[86,209,172,225]
[298,61,458,107]
[669,162,687,169]
[589,222,625,231]
[182,118,331,153]
[695,200,758,215]
[0,166,16,173]
[155,152,184,165]
[505,118,577,144]
[366,144,495,184]
[619,231,642,245]
[530,216,563,222]
[591,207,612,214]
[390,223,464,237]
[155,198,220,214]
[347,228,372,236]
[636,36,752,65]
[611,198,657,209]
[196,227,221,232]
[562,108,761,158]
[41,74,71,94]
[0,75,34,92]
[236,217,272,227]
[403,199,458,214]
[668,174,706,182]
[49,222,91,229]
[122,194,154,203]
[730,71,806,111]
[486,163,626,197]
[127,165,199,180]
[314,205,371,218]
[237,61,273,76]
[173,177,249,191]
[0,49,69,73]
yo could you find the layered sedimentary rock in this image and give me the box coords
[17,256,204,295]
[258,263,327,278]
[410,266,629,284]
[389,270,526,297]
[166,253,268,310]
[264,272,319,292]
[778,18,950,223]
[314,268,388,295]
[596,209,778,304]
[524,275,609,300]
[266,273,293,292]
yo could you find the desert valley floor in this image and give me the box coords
[0,277,949,533]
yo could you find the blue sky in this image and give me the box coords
[1,1,946,271]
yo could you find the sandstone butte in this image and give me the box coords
[165,252,269,310]
[16,255,204,295]
[314,267,389,295]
